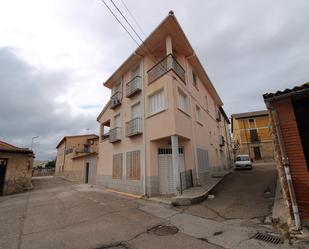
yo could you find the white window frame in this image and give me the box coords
[148,89,165,116]
[178,88,187,113]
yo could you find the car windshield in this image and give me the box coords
[236,156,250,161]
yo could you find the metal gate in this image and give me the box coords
[158,148,184,195]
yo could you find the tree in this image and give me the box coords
[45,159,56,168]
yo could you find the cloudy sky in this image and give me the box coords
[0,0,308,160]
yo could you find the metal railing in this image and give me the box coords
[101,132,109,141]
[147,54,185,84]
[126,118,142,137]
[179,169,193,194]
[110,91,122,109]
[126,76,142,97]
[109,127,121,142]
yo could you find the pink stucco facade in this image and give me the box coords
[96,13,232,196]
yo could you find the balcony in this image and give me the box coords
[126,76,142,97]
[126,118,142,137]
[109,127,121,143]
[110,91,122,109]
[147,54,185,84]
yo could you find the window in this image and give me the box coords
[127,150,141,180]
[205,95,209,110]
[148,89,165,115]
[131,102,141,119]
[112,153,123,179]
[114,114,121,128]
[178,88,187,112]
[250,129,259,142]
[101,121,110,140]
[196,105,201,123]
[249,118,254,123]
[192,72,198,88]
[112,82,121,94]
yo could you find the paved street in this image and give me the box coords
[0,168,307,249]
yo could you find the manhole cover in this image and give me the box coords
[148,225,179,236]
[253,232,283,244]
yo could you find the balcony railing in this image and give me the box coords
[109,127,121,143]
[126,118,142,137]
[147,54,185,84]
[110,91,122,109]
[126,76,142,97]
[101,132,109,141]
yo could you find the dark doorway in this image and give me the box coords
[293,96,309,170]
[253,147,262,160]
[0,159,8,195]
[85,163,90,184]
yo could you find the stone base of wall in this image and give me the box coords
[5,178,33,195]
[96,175,144,196]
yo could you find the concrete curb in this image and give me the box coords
[171,172,231,206]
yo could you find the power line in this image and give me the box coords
[109,0,145,45]
[99,0,140,47]
[119,0,146,38]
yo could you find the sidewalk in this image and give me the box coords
[149,170,231,206]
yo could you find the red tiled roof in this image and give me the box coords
[263,82,309,100]
[0,140,34,154]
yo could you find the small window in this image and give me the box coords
[148,89,165,115]
[114,114,121,128]
[192,72,198,88]
[178,88,187,112]
[127,150,141,180]
[112,153,123,179]
[196,105,201,123]
[250,129,259,142]
[131,66,140,79]
[131,102,141,119]
[249,118,254,123]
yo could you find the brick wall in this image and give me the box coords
[272,97,309,221]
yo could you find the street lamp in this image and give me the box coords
[31,136,39,150]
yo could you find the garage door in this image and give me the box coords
[158,148,184,195]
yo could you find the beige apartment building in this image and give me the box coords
[97,12,232,196]
[55,134,98,184]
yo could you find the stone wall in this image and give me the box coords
[1,153,33,195]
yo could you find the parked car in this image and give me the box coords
[234,155,253,170]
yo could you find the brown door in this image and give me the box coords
[0,159,8,195]
[253,147,262,160]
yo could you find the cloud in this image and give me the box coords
[0,47,98,159]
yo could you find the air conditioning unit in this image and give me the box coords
[111,98,120,108]
[219,135,225,146]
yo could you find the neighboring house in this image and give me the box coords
[263,83,309,227]
[0,140,34,195]
[96,12,232,197]
[33,160,48,168]
[231,110,274,161]
[55,134,98,184]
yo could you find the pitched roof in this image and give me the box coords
[102,11,223,106]
[56,134,98,149]
[263,82,309,100]
[0,140,34,155]
[231,110,269,119]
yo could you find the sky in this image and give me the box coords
[0,0,308,160]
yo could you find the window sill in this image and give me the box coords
[177,108,190,117]
[146,109,167,119]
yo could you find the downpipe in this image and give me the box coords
[269,106,301,230]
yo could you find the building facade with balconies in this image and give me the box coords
[231,110,274,161]
[96,12,232,196]
[55,134,99,183]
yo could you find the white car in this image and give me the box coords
[234,155,253,170]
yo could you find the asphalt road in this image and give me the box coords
[184,163,278,222]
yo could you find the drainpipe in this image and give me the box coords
[269,105,301,230]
